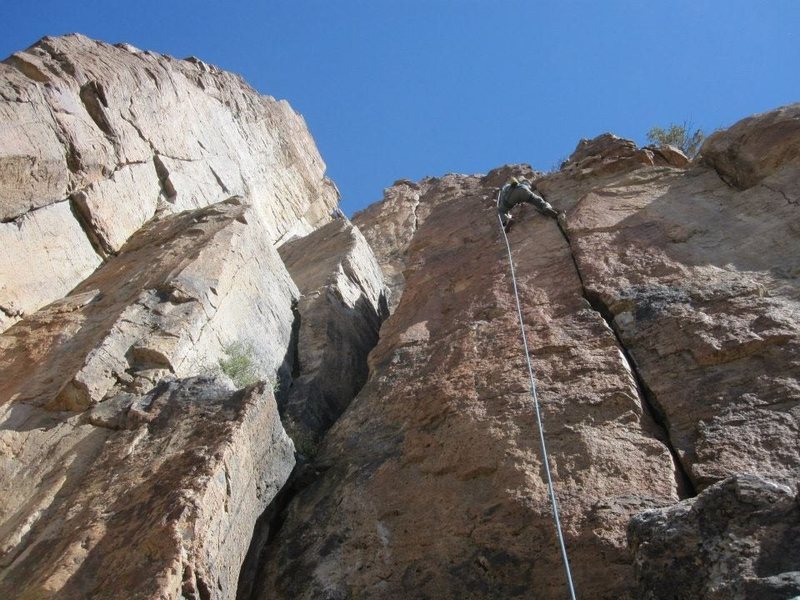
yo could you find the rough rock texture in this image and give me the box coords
[0,201,102,331]
[352,165,538,311]
[629,474,800,600]
[261,169,681,599]
[0,377,294,600]
[2,32,799,599]
[555,136,800,491]
[0,34,338,330]
[563,133,689,179]
[700,103,800,190]
[279,218,388,445]
[0,198,305,598]
[1,198,298,413]
[260,106,799,599]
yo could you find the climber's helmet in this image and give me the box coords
[508,177,519,186]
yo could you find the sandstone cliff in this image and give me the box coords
[1,33,798,600]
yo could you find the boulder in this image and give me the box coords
[629,474,800,600]
[700,102,800,189]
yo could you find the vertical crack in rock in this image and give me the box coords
[239,219,387,598]
[68,195,112,260]
[209,166,231,194]
[79,80,117,140]
[153,154,177,202]
[555,220,697,498]
[410,195,421,233]
[237,301,303,600]
[236,462,314,600]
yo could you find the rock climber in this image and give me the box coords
[496,177,559,232]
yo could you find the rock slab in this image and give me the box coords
[261,168,679,599]
[0,34,339,331]
[279,218,388,446]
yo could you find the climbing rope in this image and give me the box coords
[497,203,578,600]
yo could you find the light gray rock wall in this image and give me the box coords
[0,34,339,331]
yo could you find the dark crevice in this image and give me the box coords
[236,461,322,600]
[555,219,697,499]
[209,166,230,194]
[0,304,20,320]
[68,194,112,260]
[236,300,300,600]
[2,197,67,225]
[65,141,83,177]
[153,154,177,202]
[238,290,385,598]
[289,302,302,380]
[79,81,117,139]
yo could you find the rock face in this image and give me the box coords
[0,198,298,413]
[2,33,799,600]
[0,34,338,331]
[261,168,681,599]
[0,35,371,600]
[352,165,538,311]
[0,377,294,600]
[559,144,800,491]
[629,475,800,600]
[563,133,689,179]
[259,106,799,599]
[700,103,800,190]
[278,218,388,446]
[0,199,301,599]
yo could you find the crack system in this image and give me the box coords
[555,219,697,498]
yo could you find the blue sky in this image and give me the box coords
[2,1,799,215]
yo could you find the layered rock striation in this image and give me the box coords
[0,35,384,600]
[0,34,338,331]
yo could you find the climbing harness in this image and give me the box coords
[497,207,578,600]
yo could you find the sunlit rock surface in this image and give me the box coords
[0,34,338,330]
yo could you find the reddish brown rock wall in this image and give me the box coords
[261,170,680,599]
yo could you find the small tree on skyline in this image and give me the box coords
[646,121,705,158]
